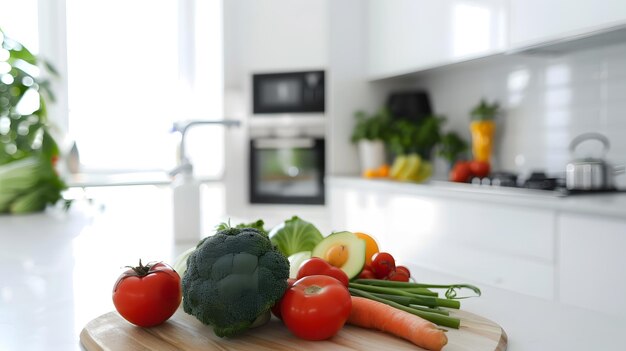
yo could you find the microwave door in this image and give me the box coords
[258,79,302,111]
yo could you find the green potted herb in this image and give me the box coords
[0,28,67,214]
[388,115,445,159]
[438,131,469,166]
[351,108,392,174]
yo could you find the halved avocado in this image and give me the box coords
[312,231,366,280]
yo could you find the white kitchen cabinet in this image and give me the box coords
[367,0,507,79]
[509,0,626,49]
[330,177,626,306]
[328,178,556,299]
[558,213,626,317]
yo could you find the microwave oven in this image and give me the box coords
[252,70,325,114]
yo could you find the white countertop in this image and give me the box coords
[407,266,626,350]
[328,176,626,219]
[2,184,625,350]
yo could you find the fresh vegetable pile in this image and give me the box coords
[114,217,481,351]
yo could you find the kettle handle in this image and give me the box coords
[569,132,610,156]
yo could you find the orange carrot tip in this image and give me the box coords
[348,296,448,351]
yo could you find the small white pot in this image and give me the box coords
[358,139,386,173]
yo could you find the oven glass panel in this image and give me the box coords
[254,147,320,197]
[250,138,325,204]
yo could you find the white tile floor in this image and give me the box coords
[0,185,230,351]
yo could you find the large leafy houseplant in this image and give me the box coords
[0,28,67,214]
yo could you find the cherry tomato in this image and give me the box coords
[371,252,396,279]
[358,268,375,279]
[281,275,352,340]
[387,270,410,282]
[271,278,296,320]
[112,260,181,327]
[297,257,349,287]
[396,265,411,278]
[469,160,491,178]
[449,161,472,183]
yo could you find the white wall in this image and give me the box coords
[414,43,626,187]
[224,0,329,91]
[327,0,411,176]
[222,0,329,223]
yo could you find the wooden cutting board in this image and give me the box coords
[80,308,507,351]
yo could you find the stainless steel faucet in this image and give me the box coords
[169,119,241,177]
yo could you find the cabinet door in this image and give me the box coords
[367,0,507,79]
[510,0,626,49]
[559,213,626,317]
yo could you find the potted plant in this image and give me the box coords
[438,131,469,167]
[470,99,499,163]
[351,108,391,176]
[0,28,67,214]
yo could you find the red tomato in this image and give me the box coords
[271,278,296,320]
[469,160,490,178]
[297,257,349,287]
[387,270,410,282]
[358,268,375,279]
[396,265,411,278]
[281,275,352,340]
[449,161,472,183]
[371,252,396,279]
[112,260,182,327]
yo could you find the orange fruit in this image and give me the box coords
[363,169,377,178]
[354,232,380,266]
[378,164,390,177]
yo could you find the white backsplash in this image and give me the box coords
[416,42,626,188]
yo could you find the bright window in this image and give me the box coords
[62,0,224,177]
[0,0,39,53]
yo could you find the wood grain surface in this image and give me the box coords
[80,308,507,351]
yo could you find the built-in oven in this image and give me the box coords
[253,71,325,114]
[249,137,325,205]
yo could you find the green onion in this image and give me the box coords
[353,279,482,299]
[365,292,449,315]
[349,282,460,309]
[349,288,461,329]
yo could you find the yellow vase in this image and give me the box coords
[470,120,495,162]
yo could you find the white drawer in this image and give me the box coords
[559,213,626,316]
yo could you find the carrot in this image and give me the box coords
[347,296,448,351]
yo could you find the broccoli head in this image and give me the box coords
[182,227,289,337]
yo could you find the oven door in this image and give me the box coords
[249,138,325,205]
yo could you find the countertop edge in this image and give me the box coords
[327,176,626,219]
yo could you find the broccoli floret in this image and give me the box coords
[182,227,289,337]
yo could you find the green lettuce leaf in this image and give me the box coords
[269,216,323,257]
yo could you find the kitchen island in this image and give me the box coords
[1,183,625,350]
